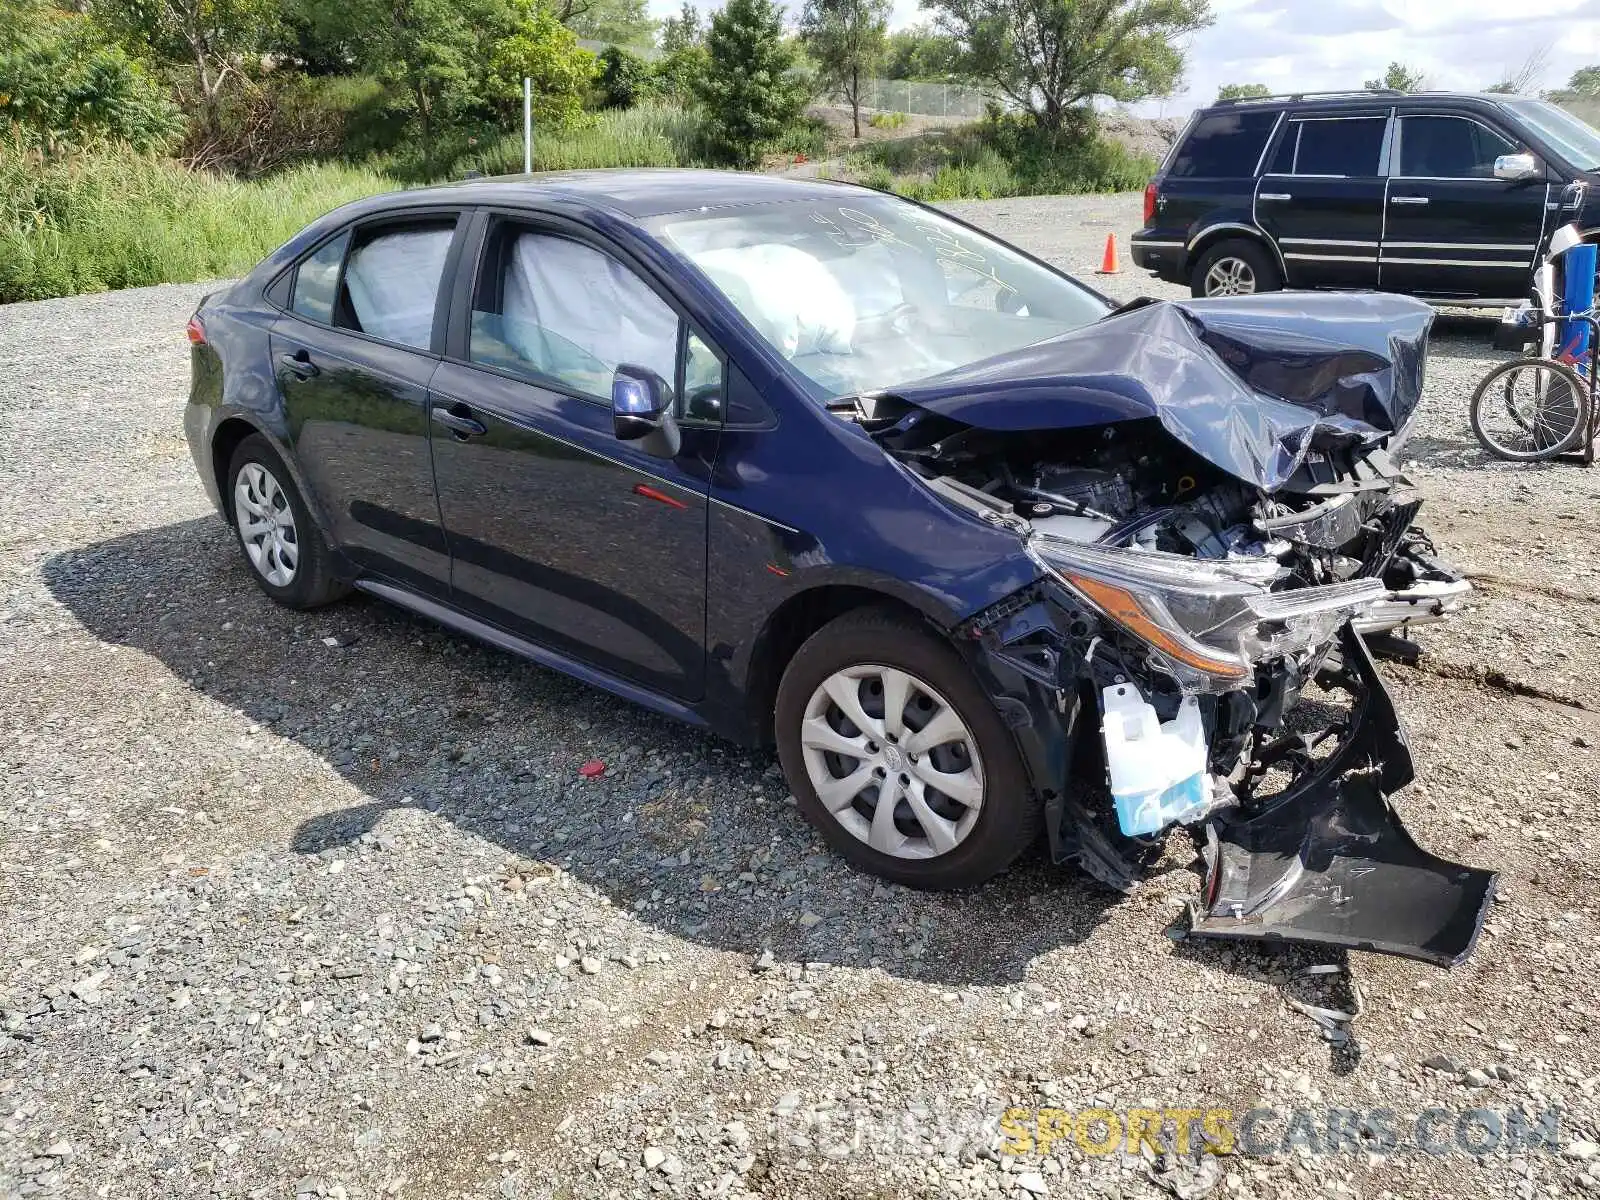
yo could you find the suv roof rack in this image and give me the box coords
[1214,89,1403,106]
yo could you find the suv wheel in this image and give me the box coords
[1191,238,1281,298]
[226,433,348,609]
[774,609,1039,890]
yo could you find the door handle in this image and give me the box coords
[1392,196,1430,205]
[279,350,319,379]
[1259,193,1293,201]
[432,404,487,440]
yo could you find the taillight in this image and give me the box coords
[1143,182,1158,226]
[186,316,206,346]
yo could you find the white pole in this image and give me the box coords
[523,77,533,174]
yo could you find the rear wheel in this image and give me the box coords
[1469,358,1591,461]
[226,434,348,608]
[774,609,1039,890]
[1190,238,1282,298]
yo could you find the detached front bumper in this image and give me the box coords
[1188,629,1496,967]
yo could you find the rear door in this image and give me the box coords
[270,212,464,595]
[1254,111,1391,288]
[1379,111,1549,302]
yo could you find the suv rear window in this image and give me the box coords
[1168,110,1280,178]
[1289,117,1387,176]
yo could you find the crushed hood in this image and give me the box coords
[886,292,1434,492]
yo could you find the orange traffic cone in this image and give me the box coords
[1097,233,1121,275]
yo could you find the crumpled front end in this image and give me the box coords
[959,574,1496,968]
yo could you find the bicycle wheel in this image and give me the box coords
[1469,358,1591,461]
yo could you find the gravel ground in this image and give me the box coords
[2,192,1599,1200]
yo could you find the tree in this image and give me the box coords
[658,1,700,52]
[882,25,962,80]
[695,0,804,166]
[92,0,280,135]
[800,0,888,137]
[1364,61,1426,93]
[565,0,653,46]
[1,2,183,153]
[923,0,1214,134]
[596,44,654,108]
[1216,82,1270,101]
[486,2,597,131]
[1486,44,1550,95]
[1564,64,1600,97]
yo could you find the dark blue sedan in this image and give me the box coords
[184,169,1494,964]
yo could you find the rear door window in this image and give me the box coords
[1168,110,1281,178]
[1291,118,1387,176]
[291,231,349,323]
[337,223,455,351]
[1398,115,1517,178]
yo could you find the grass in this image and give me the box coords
[384,103,715,181]
[835,117,1157,201]
[0,144,394,302]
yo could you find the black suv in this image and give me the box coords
[1133,90,1600,304]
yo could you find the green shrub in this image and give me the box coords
[596,45,657,109]
[847,111,1155,199]
[867,110,907,130]
[0,143,393,302]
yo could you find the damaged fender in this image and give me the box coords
[1188,628,1497,967]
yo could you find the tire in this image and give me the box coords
[1468,357,1591,461]
[1190,237,1282,298]
[774,608,1039,890]
[226,433,348,609]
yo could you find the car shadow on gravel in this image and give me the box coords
[45,517,1169,988]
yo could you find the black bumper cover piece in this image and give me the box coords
[1189,630,1497,967]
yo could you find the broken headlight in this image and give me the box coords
[1028,536,1386,692]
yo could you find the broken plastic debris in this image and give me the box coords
[1286,963,1364,1048]
[577,760,606,779]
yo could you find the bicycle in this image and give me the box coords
[1469,309,1598,463]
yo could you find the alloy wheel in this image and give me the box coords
[234,462,299,587]
[1204,256,1257,297]
[799,664,985,860]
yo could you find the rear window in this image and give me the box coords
[1291,117,1387,176]
[1167,110,1280,178]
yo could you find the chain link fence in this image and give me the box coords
[820,78,994,121]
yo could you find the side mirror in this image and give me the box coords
[1494,153,1539,181]
[612,365,680,459]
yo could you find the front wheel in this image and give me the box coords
[1190,238,1282,298]
[1469,357,1591,461]
[774,609,1039,890]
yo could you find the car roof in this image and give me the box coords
[1198,90,1528,119]
[336,169,870,223]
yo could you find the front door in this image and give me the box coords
[270,216,461,595]
[429,220,717,701]
[1254,113,1391,289]
[1380,113,1549,302]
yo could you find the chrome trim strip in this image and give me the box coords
[1381,257,1531,267]
[1131,239,1186,248]
[1284,252,1380,263]
[1252,111,1286,178]
[1385,242,1536,251]
[1280,238,1379,247]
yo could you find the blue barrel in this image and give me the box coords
[1558,241,1597,373]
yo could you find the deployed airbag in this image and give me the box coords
[888,292,1434,492]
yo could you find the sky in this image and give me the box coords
[643,0,1600,118]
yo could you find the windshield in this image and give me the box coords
[1504,99,1600,171]
[649,195,1110,400]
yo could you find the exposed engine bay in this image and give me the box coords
[837,291,1495,967]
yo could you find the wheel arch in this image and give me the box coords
[209,415,335,539]
[1186,221,1286,282]
[741,583,953,748]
